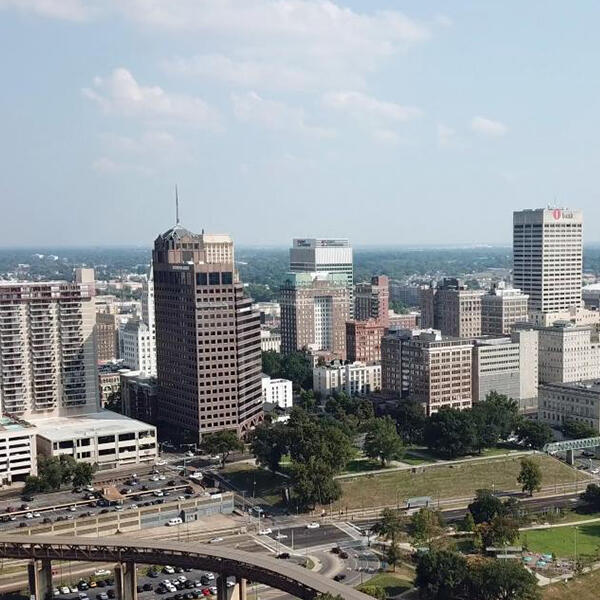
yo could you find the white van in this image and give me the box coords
[166,518,183,527]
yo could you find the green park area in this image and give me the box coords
[521,523,600,559]
[338,455,587,510]
[358,570,414,597]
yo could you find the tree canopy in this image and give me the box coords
[200,430,244,468]
[363,416,404,466]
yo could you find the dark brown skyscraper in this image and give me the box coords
[152,223,262,441]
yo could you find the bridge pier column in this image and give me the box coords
[235,576,247,600]
[28,559,53,600]
[216,574,228,600]
[115,561,137,600]
[567,449,575,465]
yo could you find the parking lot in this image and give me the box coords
[0,469,203,532]
[50,564,237,600]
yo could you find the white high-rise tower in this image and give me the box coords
[513,208,583,320]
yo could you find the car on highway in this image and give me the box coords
[276,552,290,559]
[155,459,167,466]
[209,537,223,543]
[306,522,320,529]
[333,574,346,582]
[167,517,183,526]
[153,490,164,497]
[258,528,272,535]
[275,532,287,539]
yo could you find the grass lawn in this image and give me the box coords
[338,455,586,510]
[344,458,386,473]
[359,571,413,596]
[221,463,288,506]
[543,569,600,600]
[521,523,600,559]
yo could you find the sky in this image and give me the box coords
[2,1,600,247]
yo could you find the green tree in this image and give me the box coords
[423,408,478,458]
[517,458,542,496]
[415,549,469,600]
[280,352,312,389]
[72,462,96,487]
[200,430,244,468]
[394,397,427,444]
[581,483,600,510]
[363,416,404,466]
[411,507,445,546]
[461,511,475,532]
[562,419,597,440]
[59,455,78,484]
[372,508,405,544]
[470,559,540,600]
[468,489,504,524]
[290,457,341,509]
[251,422,288,473]
[261,350,282,378]
[298,389,318,412]
[476,515,519,549]
[515,420,553,450]
[38,457,64,491]
[386,542,403,572]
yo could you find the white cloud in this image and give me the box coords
[231,91,333,138]
[83,68,221,129]
[92,156,151,175]
[437,123,456,148]
[161,54,324,92]
[132,1,430,90]
[0,0,92,21]
[323,90,421,122]
[470,116,507,137]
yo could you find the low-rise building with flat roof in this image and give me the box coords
[33,411,157,471]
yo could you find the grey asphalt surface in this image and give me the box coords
[265,524,353,550]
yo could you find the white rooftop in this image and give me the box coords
[30,411,155,442]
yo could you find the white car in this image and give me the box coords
[94,569,110,577]
[33,512,41,518]
[155,459,166,466]
[204,573,215,581]
[592,468,600,474]
[60,587,70,595]
[69,506,76,512]
[158,475,166,481]
[306,522,320,529]
[275,533,288,539]
[178,576,187,583]
[128,504,138,510]
[25,512,33,519]
[150,475,159,482]
[208,587,218,595]
[258,528,272,535]
[52,588,60,596]
[153,490,164,497]
[70,586,78,593]
[164,566,175,574]
[189,472,203,480]
[209,537,223,544]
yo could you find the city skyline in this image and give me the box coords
[4,2,600,246]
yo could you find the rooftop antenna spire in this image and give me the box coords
[175,185,180,225]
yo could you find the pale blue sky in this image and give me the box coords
[2,1,600,247]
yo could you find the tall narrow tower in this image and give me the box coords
[152,223,263,441]
[513,208,583,316]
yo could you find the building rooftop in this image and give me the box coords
[30,411,155,441]
[542,379,600,392]
[0,415,35,432]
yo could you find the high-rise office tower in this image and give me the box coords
[481,282,529,336]
[280,272,350,359]
[0,268,99,418]
[289,238,354,316]
[420,278,483,338]
[513,208,583,316]
[153,223,263,441]
[141,268,157,374]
